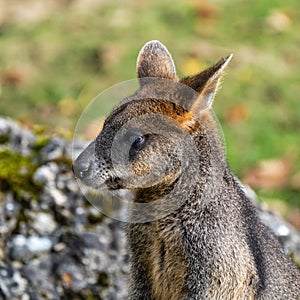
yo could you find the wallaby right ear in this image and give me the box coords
[136,40,177,80]
[181,54,233,114]
[177,54,232,129]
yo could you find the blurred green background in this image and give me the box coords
[0,0,299,222]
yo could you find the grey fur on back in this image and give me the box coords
[73,40,300,299]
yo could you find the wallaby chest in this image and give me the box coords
[129,220,188,300]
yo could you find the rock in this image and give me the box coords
[0,117,36,156]
[33,162,58,186]
[56,171,79,193]
[55,257,87,291]
[245,184,300,260]
[40,137,66,162]
[10,235,30,261]
[48,188,68,206]
[10,235,53,261]
[259,209,300,261]
[27,236,53,253]
[31,212,57,235]
[0,193,20,240]
[22,255,59,299]
[0,262,28,299]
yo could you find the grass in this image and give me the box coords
[0,0,299,212]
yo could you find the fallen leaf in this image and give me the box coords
[197,4,219,20]
[226,103,249,124]
[290,172,300,190]
[61,273,72,286]
[286,209,300,231]
[0,246,3,260]
[1,68,26,86]
[243,157,293,190]
[189,0,219,20]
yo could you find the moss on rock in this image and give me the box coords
[0,149,41,199]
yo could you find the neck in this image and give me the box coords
[134,176,179,203]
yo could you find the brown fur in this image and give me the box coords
[146,221,187,300]
[73,41,300,299]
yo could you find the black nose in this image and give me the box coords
[73,157,92,179]
[72,141,95,182]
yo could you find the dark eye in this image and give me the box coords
[128,134,145,149]
[124,130,146,149]
[132,135,145,147]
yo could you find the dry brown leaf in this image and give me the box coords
[189,0,219,20]
[61,272,72,286]
[290,172,300,190]
[0,246,3,260]
[286,209,300,231]
[197,5,219,20]
[243,158,293,190]
[1,68,26,86]
[226,103,249,124]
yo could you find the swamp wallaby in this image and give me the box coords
[73,40,300,299]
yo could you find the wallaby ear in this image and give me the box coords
[181,54,233,115]
[136,40,177,79]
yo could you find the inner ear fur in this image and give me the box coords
[180,54,233,118]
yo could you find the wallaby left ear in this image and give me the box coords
[181,54,233,115]
[136,40,177,80]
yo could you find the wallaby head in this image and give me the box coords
[73,40,232,205]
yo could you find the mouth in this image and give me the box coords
[74,175,106,190]
[72,164,123,191]
[104,177,124,190]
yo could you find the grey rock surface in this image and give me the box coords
[0,116,299,299]
[0,117,36,156]
[0,117,129,300]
